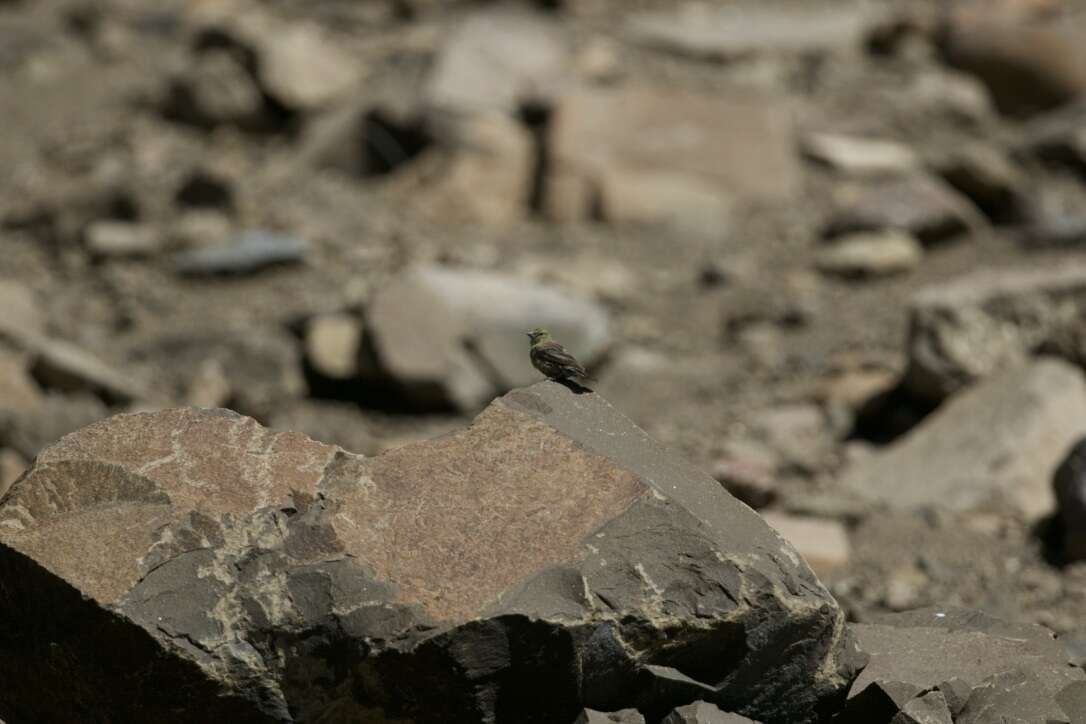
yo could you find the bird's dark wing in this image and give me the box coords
[533,341,588,377]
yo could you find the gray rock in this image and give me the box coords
[957,668,1073,724]
[166,48,264,127]
[547,87,798,221]
[395,113,534,226]
[131,328,305,419]
[186,12,358,113]
[574,709,646,724]
[367,266,610,411]
[1057,680,1086,722]
[426,6,568,116]
[0,383,861,722]
[1020,100,1086,172]
[889,691,953,724]
[84,220,160,259]
[173,230,307,276]
[843,358,1086,519]
[937,143,1028,223]
[843,608,1084,723]
[802,133,918,177]
[1021,215,1086,248]
[661,700,761,723]
[627,4,869,61]
[28,338,147,404]
[1053,437,1086,562]
[816,231,923,279]
[825,174,984,244]
[904,262,1086,402]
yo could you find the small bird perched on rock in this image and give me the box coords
[527,328,591,384]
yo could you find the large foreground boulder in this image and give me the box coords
[0,383,859,723]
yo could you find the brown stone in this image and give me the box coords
[0,384,860,722]
[304,312,362,381]
[940,9,1086,116]
[547,87,798,221]
[844,358,1086,520]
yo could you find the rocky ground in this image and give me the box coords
[4,0,1086,721]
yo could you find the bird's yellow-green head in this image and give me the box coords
[526,328,552,346]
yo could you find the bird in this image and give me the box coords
[527,328,591,383]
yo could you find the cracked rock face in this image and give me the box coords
[0,383,858,723]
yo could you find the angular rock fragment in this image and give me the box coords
[426,6,568,116]
[185,10,359,113]
[28,338,147,404]
[0,383,860,723]
[843,358,1086,519]
[548,87,798,221]
[825,174,984,245]
[904,262,1086,401]
[888,690,952,724]
[164,48,265,127]
[661,700,761,723]
[395,112,534,226]
[367,266,610,411]
[575,709,646,724]
[957,669,1072,724]
[841,608,1085,724]
[936,143,1028,223]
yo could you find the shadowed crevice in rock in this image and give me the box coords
[0,382,859,723]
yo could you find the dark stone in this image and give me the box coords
[839,608,1084,724]
[173,230,307,276]
[957,668,1069,724]
[574,709,646,724]
[1054,436,1086,562]
[661,700,761,724]
[889,690,952,724]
